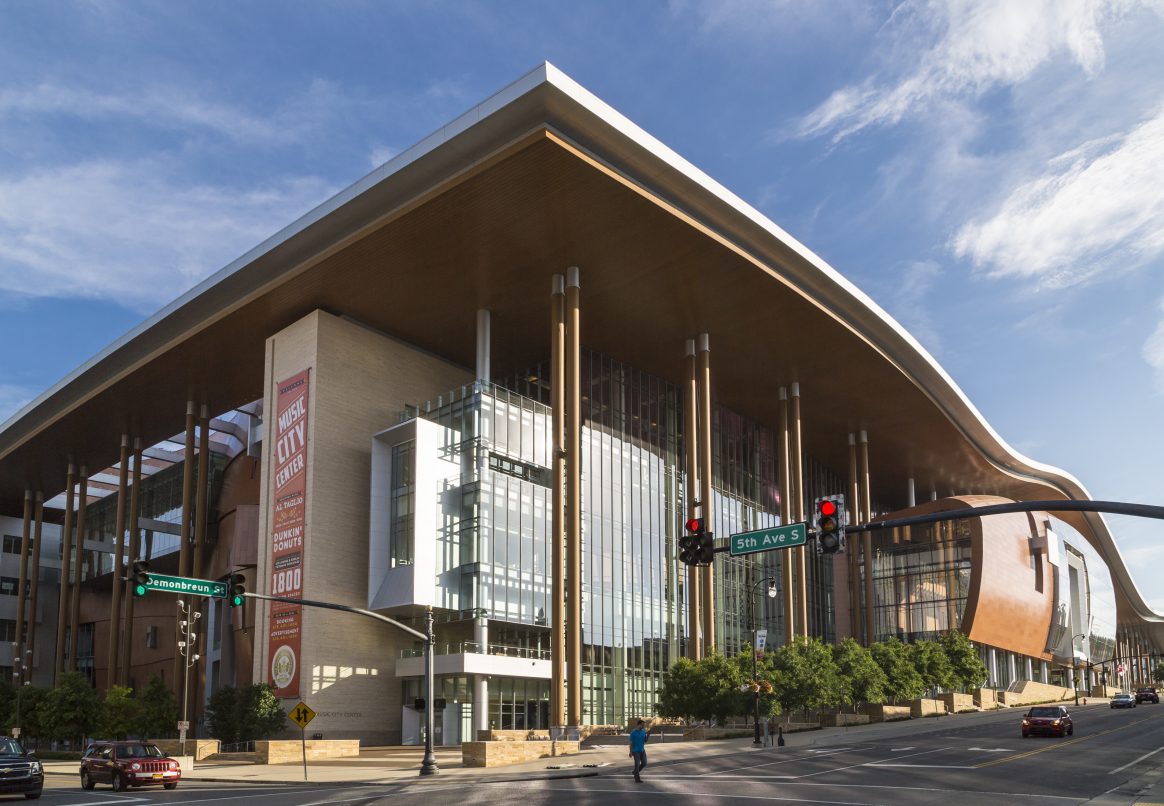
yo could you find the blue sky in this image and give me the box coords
[2,1,1164,607]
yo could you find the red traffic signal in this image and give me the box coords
[814,495,846,555]
[818,500,837,518]
[685,517,705,534]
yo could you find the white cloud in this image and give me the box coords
[0,384,37,426]
[797,0,1158,142]
[1142,298,1164,393]
[0,159,336,310]
[951,107,1164,288]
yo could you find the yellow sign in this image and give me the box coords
[290,701,316,729]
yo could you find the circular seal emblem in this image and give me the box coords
[271,645,297,690]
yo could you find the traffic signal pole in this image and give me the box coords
[844,499,1164,533]
[244,591,438,776]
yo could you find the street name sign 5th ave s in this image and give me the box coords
[729,522,807,556]
[143,573,228,598]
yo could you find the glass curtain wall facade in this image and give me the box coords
[869,519,972,643]
[402,349,854,726]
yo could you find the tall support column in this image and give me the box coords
[778,389,793,643]
[122,439,143,686]
[69,468,88,672]
[859,431,874,646]
[550,276,566,728]
[472,615,489,735]
[790,383,807,638]
[179,401,196,576]
[107,435,131,690]
[847,434,860,642]
[476,309,491,383]
[54,463,77,678]
[565,266,582,728]
[194,406,210,579]
[696,334,715,654]
[685,341,702,659]
[29,494,44,660]
[14,490,32,683]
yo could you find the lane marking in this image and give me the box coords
[968,747,1013,752]
[793,745,954,779]
[543,781,1083,802]
[889,747,914,751]
[544,785,877,804]
[701,746,862,776]
[1109,745,1164,774]
[864,764,976,769]
[977,712,1160,768]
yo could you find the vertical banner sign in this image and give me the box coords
[754,629,768,660]
[268,369,310,697]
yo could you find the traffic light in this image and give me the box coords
[228,573,246,607]
[130,561,151,597]
[696,530,716,565]
[814,495,846,555]
[679,517,702,566]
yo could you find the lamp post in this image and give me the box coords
[177,601,201,757]
[12,647,31,742]
[747,576,779,746]
[1072,633,1088,707]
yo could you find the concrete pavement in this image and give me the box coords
[40,697,1164,802]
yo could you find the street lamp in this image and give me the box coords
[747,577,779,746]
[12,648,31,743]
[1072,633,1088,707]
[177,601,201,757]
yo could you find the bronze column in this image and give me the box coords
[69,468,88,672]
[697,334,715,654]
[778,388,793,643]
[29,494,44,661]
[107,435,130,690]
[14,490,32,682]
[565,266,582,727]
[848,434,861,642]
[860,431,874,645]
[684,341,701,659]
[121,439,143,686]
[790,384,807,637]
[54,462,76,678]
[193,405,210,579]
[550,274,566,728]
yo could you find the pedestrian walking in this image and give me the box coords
[629,719,649,782]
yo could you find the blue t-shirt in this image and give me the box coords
[629,727,648,752]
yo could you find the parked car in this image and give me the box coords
[0,737,43,800]
[1022,705,1074,737]
[1136,687,1159,704]
[79,741,181,792]
[1111,693,1137,708]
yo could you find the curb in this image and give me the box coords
[45,768,600,787]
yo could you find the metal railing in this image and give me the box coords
[399,641,551,660]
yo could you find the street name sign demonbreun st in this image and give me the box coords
[729,522,807,556]
[143,573,228,598]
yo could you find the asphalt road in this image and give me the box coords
[19,702,1164,805]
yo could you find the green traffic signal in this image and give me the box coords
[228,572,246,607]
[131,560,151,597]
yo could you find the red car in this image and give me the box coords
[79,741,181,791]
[1022,705,1073,738]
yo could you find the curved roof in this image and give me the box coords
[0,62,1158,646]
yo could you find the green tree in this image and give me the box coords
[42,672,101,745]
[1152,662,1164,685]
[655,654,748,725]
[238,684,288,741]
[910,639,955,697]
[833,637,887,713]
[206,686,241,744]
[939,631,989,692]
[15,687,48,746]
[134,676,178,739]
[99,685,141,740]
[771,636,840,720]
[870,638,924,704]
[0,678,15,732]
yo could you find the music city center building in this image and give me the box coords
[0,64,1158,745]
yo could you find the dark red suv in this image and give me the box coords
[79,741,181,791]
